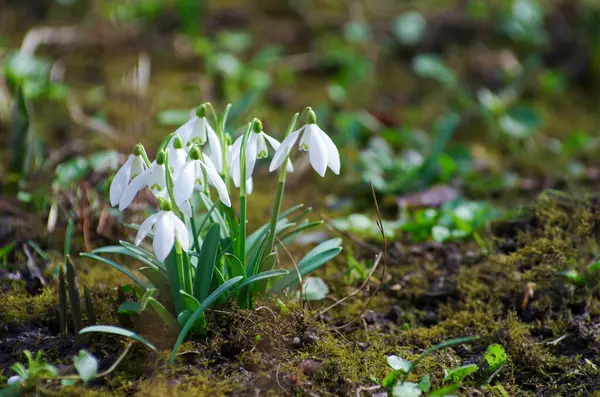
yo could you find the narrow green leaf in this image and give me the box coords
[79,325,157,352]
[92,245,164,272]
[200,193,229,238]
[147,297,180,333]
[255,252,279,293]
[225,253,246,279]
[444,363,479,383]
[118,301,142,314]
[169,276,243,365]
[236,268,288,290]
[164,249,182,314]
[64,218,74,261]
[269,246,342,293]
[80,253,147,289]
[423,335,479,356]
[193,224,220,302]
[120,241,165,270]
[180,290,200,311]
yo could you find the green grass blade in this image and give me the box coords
[64,218,74,262]
[147,297,180,334]
[224,253,246,279]
[80,253,148,289]
[180,290,201,311]
[236,269,288,291]
[269,246,342,294]
[79,325,157,352]
[169,276,243,366]
[92,245,164,272]
[193,224,220,302]
[164,249,182,314]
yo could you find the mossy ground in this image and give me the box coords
[2,191,600,396]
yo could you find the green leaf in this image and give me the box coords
[200,193,229,238]
[269,239,343,293]
[382,370,402,389]
[419,375,431,392]
[224,253,246,279]
[118,301,142,314]
[484,344,507,373]
[422,335,479,356]
[73,350,98,384]
[164,249,183,314]
[236,269,288,290]
[193,224,220,302]
[92,244,164,272]
[300,277,329,300]
[79,325,157,352]
[588,261,600,272]
[169,276,243,366]
[444,363,479,383]
[64,218,74,261]
[427,383,462,397]
[180,290,201,311]
[147,297,180,333]
[80,253,148,289]
[120,241,165,270]
[61,379,79,386]
[412,54,456,87]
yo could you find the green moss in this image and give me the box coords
[0,288,57,325]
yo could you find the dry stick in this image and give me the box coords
[275,236,304,307]
[316,252,382,318]
[327,181,388,332]
[320,212,398,265]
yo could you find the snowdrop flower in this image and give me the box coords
[109,144,148,207]
[118,150,169,211]
[174,105,223,173]
[168,135,187,177]
[135,200,189,262]
[7,375,22,386]
[173,146,231,214]
[230,119,293,188]
[269,109,340,177]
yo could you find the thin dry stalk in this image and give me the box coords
[328,181,387,331]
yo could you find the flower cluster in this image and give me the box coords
[109,105,340,261]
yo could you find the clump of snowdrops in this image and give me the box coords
[81,103,343,364]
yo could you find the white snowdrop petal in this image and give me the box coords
[269,129,302,172]
[110,155,133,207]
[245,133,258,180]
[246,177,254,195]
[173,161,195,206]
[230,156,241,188]
[201,161,231,207]
[179,200,193,217]
[256,133,269,158]
[318,127,340,175]
[206,124,222,173]
[119,168,151,211]
[171,213,190,251]
[308,126,328,177]
[135,213,158,246]
[148,164,167,198]
[130,155,146,177]
[174,118,195,146]
[153,213,175,262]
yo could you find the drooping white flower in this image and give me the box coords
[118,150,169,211]
[168,135,187,177]
[230,119,293,188]
[174,106,223,173]
[269,109,340,177]
[109,145,148,207]
[173,147,231,213]
[135,201,189,261]
[7,375,22,386]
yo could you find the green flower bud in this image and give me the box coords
[173,136,184,149]
[156,150,166,165]
[158,198,172,211]
[252,118,263,133]
[189,146,201,160]
[196,104,207,118]
[307,109,317,124]
[133,143,144,156]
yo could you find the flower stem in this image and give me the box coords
[238,122,252,265]
[257,112,299,276]
[189,206,201,253]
